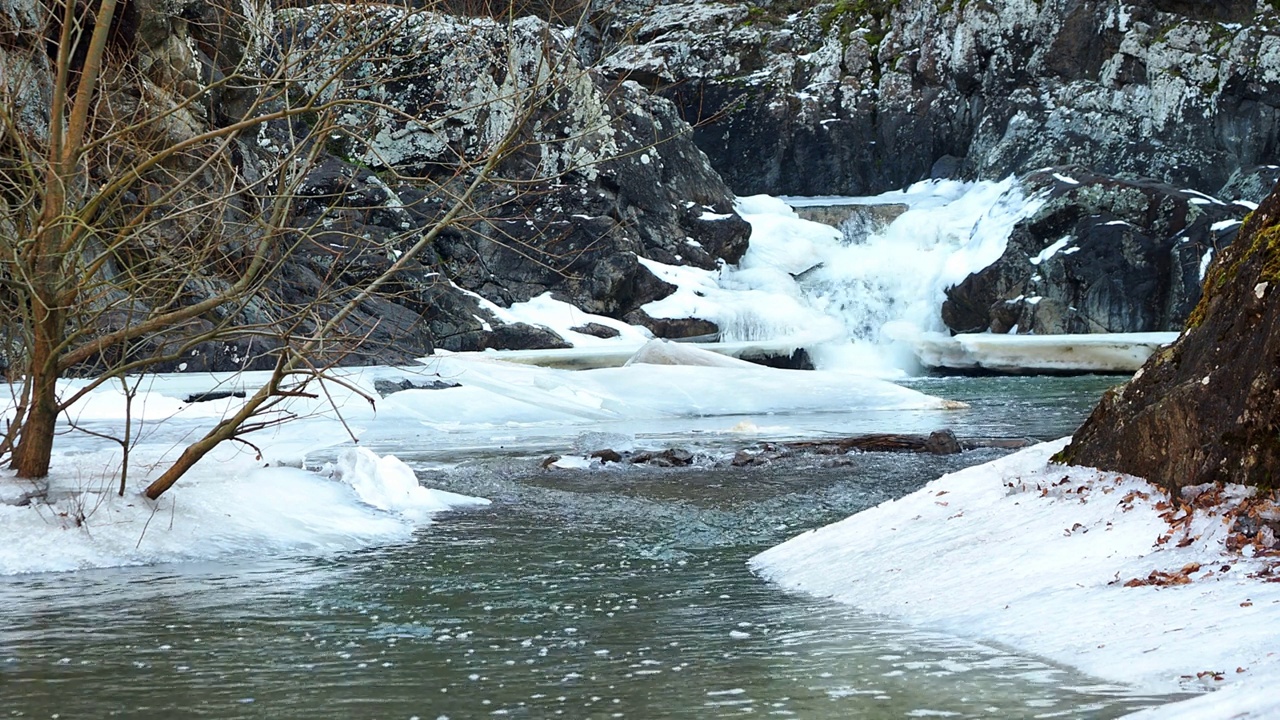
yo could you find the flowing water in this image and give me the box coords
[0,375,1183,718]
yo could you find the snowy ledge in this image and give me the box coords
[750,441,1280,718]
[907,332,1179,374]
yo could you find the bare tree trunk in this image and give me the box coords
[12,296,63,478]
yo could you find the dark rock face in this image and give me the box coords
[69,6,753,372]
[1060,181,1280,491]
[941,168,1248,334]
[1221,165,1280,204]
[259,10,750,357]
[599,0,1280,198]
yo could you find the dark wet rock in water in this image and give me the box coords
[786,430,964,456]
[924,430,963,455]
[1059,182,1280,492]
[942,168,1249,335]
[590,449,624,464]
[372,378,462,398]
[736,348,815,371]
[570,323,621,339]
[630,448,695,467]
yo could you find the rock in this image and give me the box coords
[590,448,624,463]
[570,323,621,339]
[272,7,750,322]
[630,447,695,466]
[90,4,754,369]
[1220,166,1280,205]
[183,390,247,403]
[734,348,815,371]
[941,168,1249,335]
[924,429,962,455]
[784,430,963,455]
[600,0,1280,197]
[372,378,461,397]
[624,312,720,340]
[1058,182,1280,491]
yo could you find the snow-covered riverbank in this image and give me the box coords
[0,352,957,575]
[751,440,1280,718]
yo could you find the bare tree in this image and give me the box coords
[0,0,638,498]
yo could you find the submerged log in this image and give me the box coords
[782,429,1035,456]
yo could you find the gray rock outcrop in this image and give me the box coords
[598,0,1280,198]
[4,2,752,372]
[941,168,1248,334]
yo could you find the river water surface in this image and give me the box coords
[1,376,1180,718]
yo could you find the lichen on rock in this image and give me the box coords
[1061,179,1280,492]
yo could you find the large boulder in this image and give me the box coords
[1058,180,1280,491]
[599,0,1280,198]
[941,168,1249,334]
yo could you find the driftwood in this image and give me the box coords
[183,390,247,404]
[541,430,1041,471]
[782,429,1037,456]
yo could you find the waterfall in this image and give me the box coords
[731,179,1043,374]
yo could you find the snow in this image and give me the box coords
[327,447,489,520]
[475,291,654,348]
[0,440,485,575]
[0,353,956,575]
[751,441,1280,717]
[1030,235,1072,265]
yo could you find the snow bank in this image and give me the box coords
[751,441,1280,715]
[0,354,954,575]
[0,442,486,575]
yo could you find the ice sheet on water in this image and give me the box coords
[428,353,955,421]
[623,339,759,368]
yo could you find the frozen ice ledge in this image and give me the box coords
[447,333,1179,375]
[907,331,1180,375]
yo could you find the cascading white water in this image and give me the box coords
[641,178,1043,376]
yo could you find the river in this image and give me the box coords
[0,375,1186,718]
